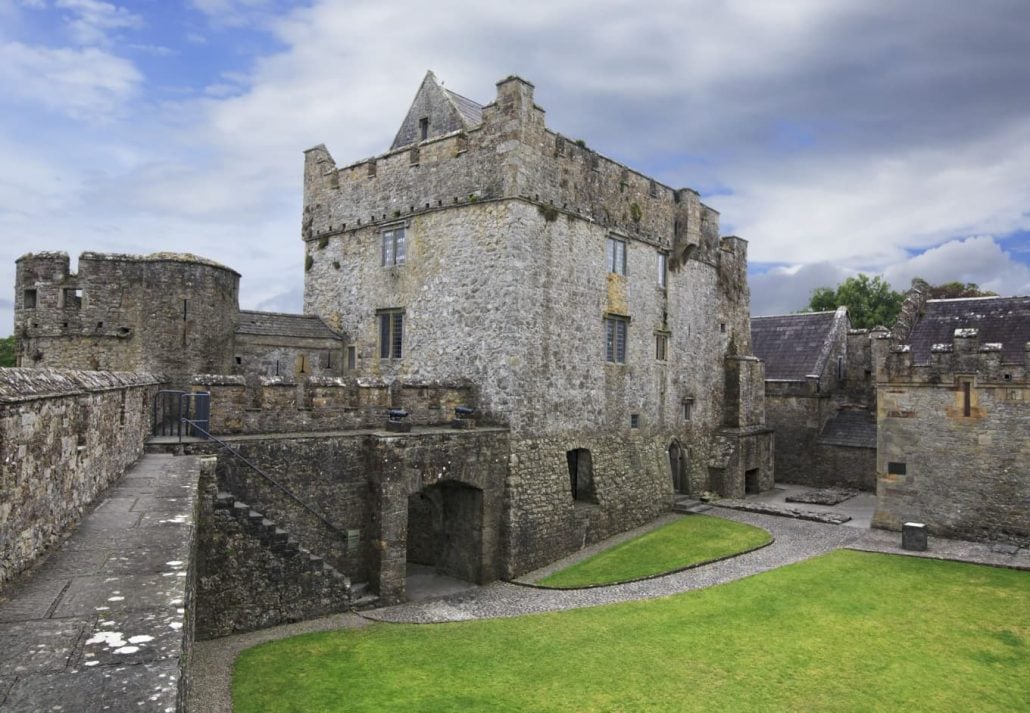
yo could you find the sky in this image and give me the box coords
[2,0,1029,336]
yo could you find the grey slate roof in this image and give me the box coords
[444,88,483,127]
[907,296,1030,364]
[750,312,837,380]
[236,310,342,341]
[818,410,876,449]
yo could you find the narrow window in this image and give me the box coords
[64,288,82,309]
[346,345,356,370]
[720,323,726,334]
[887,461,907,475]
[630,414,640,429]
[183,299,189,321]
[235,356,242,365]
[962,380,971,417]
[23,289,37,308]
[657,252,667,288]
[381,227,406,266]
[419,117,429,141]
[837,355,844,381]
[606,236,627,275]
[379,309,404,359]
[655,333,668,361]
[649,180,658,198]
[683,399,694,422]
[604,315,628,363]
[325,350,332,369]
[367,160,377,178]
[298,354,307,374]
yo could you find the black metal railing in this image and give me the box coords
[152,391,210,440]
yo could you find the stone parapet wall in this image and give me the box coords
[0,367,162,591]
[194,375,476,435]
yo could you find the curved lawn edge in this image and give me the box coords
[506,533,775,591]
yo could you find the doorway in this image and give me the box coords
[669,441,688,494]
[406,481,484,583]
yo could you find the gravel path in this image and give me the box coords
[188,507,1028,711]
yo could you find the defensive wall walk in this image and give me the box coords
[0,453,200,712]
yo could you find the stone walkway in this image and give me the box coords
[0,454,199,713]
[188,505,1029,711]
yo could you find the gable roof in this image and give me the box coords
[906,296,1030,364]
[751,309,846,381]
[390,71,484,151]
[236,311,342,342]
[817,410,876,449]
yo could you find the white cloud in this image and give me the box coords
[0,41,141,119]
[55,0,142,46]
[885,236,1030,297]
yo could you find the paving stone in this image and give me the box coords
[0,618,88,676]
[52,573,186,618]
[80,609,186,666]
[1,669,107,713]
[97,660,181,712]
[93,496,139,513]
[0,576,71,622]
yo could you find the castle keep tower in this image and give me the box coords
[302,72,773,575]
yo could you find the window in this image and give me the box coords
[23,289,37,308]
[683,399,694,422]
[606,236,626,275]
[630,414,640,429]
[381,227,406,266]
[604,315,628,363]
[419,117,429,141]
[379,309,404,359]
[64,288,82,309]
[657,252,667,288]
[960,379,972,417]
[346,346,356,371]
[887,461,907,475]
[655,333,669,361]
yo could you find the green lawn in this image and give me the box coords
[536,514,771,588]
[233,550,1030,712]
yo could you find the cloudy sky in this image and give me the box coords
[2,0,1029,335]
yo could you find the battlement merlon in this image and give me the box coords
[884,333,1030,384]
[301,74,723,255]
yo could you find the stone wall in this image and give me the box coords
[874,338,1030,543]
[233,334,342,380]
[194,461,351,639]
[15,252,239,388]
[0,367,161,591]
[193,374,476,435]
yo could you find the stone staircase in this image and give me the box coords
[673,495,713,514]
[212,490,378,608]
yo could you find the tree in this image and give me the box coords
[922,281,997,300]
[804,274,904,329]
[0,335,15,367]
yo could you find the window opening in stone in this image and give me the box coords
[683,399,694,422]
[347,346,356,371]
[419,117,429,141]
[298,354,307,374]
[64,288,82,309]
[887,461,907,475]
[606,236,627,275]
[837,355,844,381]
[379,309,404,359]
[720,323,726,334]
[961,380,971,417]
[566,448,596,502]
[655,333,668,361]
[23,289,37,308]
[630,414,640,428]
[183,299,189,321]
[235,356,242,365]
[381,227,406,266]
[657,252,667,288]
[604,315,628,363]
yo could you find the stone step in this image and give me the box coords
[673,498,712,514]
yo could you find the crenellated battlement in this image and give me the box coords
[885,328,1029,386]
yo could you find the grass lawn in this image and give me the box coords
[233,550,1030,712]
[536,514,771,588]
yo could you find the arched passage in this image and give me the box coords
[406,481,484,583]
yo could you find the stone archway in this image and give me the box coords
[669,441,688,495]
[406,481,484,584]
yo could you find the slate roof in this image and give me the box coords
[907,296,1030,364]
[818,410,876,449]
[444,88,483,127]
[750,311,838,380]
[236,311,342,341]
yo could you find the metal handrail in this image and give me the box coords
[182,418,348,540]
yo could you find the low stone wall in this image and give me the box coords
[194,375,477,435]
[0,367,162,591]
[808,443,876,491]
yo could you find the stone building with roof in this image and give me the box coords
[875,292,1030,543]
[751,306,880,490]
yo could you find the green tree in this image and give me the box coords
[922,281,997,299]
[804,274,904,329]
[0,335,15,367]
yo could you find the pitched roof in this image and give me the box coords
[236,311,342,341]
[750,311,840,380]
[444,88,483,127]
[818,410,876,448]
[390,72,484,150]
[906,296,1030,364]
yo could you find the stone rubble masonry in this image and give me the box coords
[874,332,1030,543]
[14,252,240,389]
[0,367,162,591]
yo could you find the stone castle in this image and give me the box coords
[8,72,773,611]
